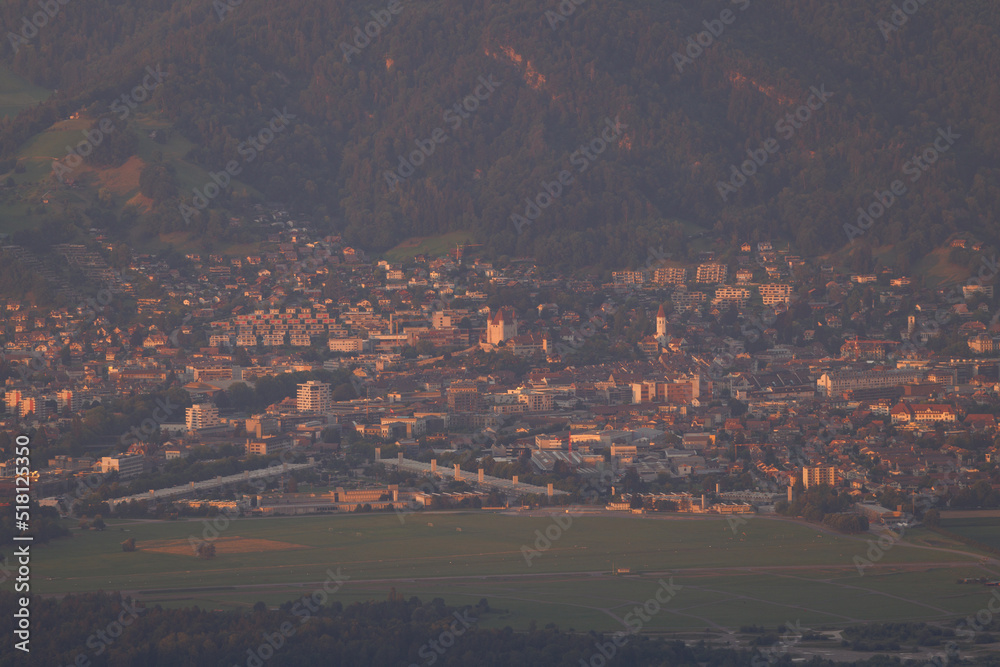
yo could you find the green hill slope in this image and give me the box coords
[0,0,998,268]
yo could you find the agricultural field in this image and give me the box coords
[13,513,999,634]
[0,106,263,254]
[940,516,1000,551]
[384,230,475,263]
[0,67,50,118]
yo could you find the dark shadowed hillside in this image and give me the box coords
[1,0,998,268]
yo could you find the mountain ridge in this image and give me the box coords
[0,0,997,270]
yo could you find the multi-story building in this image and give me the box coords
[840,338,899,361]
[209,334,233,348]
[968,334,997,354]
[612,271,645,286]
[518,392,554,412]
[4,390,23,414]
[632,376,703,404]
[101,455,145,479]
[963,283,995,300]
[56,390,83,412]
[246,437,292,456]
[817,369,923,397]
[186,403,222,430]
[236,332,258,347]
[671,287,706,313]
[653,267,687,285]
[712,287,750,307]
[246,415,280,439]
[289,332,312,347]
[18,396,46,419]
[328,338,366,353]
[447,383,482,412]
[759,283,793,305]
[261,333,286,346]
[802,465,836,489]
[890,403,958,424]
[297,380,332,413]
[695,263,727,284]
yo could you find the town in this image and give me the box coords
[2,217,999,533]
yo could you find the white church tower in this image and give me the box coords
[655,304,667,340]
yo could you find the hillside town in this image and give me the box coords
[2,220,1000,526]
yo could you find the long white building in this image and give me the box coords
[816,369,923,397]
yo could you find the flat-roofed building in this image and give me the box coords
[297,380,332,413]
[802,465,836,489]
[101,455,144,479]
[186,403,221,430]
[759,283,793,305]
[696,263,727,284]
[817,369,923,397]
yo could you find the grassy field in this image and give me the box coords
[9,513,998,633]
[384,230,475,263]
[941,516,1000,550]
[0,105,265,255]
[0,67,50,118]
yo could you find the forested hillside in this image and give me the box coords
[1,0,998,268]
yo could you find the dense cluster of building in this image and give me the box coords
[2,224,999,521]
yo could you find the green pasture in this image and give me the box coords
[941,516,1000,551]
[0,67,50,118]
[384,230,475,263]
[9,513,995,633]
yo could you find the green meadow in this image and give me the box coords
[0,67,50,118]
[9,513,994,633]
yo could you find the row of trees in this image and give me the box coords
[0,590,950,666]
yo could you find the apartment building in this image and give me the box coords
[759,283,793,305]
[186,403,222,430]
[712,287,750,307]
[297,380,332,413]
[653,267,687,285]
[802,465,836,489]
[695,263,727,284]
[612,271,645,286]
[101,455,145,480]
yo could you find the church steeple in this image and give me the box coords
[656,304,667,339]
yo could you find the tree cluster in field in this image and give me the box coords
[949,480,1000,509]
[0,502,68,544]
[821,512,869,534]
[2,0,1000,268]
[775,485,870,532]
[776,485,852,520]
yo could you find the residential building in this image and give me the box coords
[759,283,793,305]
[653,267,687,285]
[297,380,332,413]
[802,465,836,489]
[101,455,144,479]
[328,338,367,353]
[186,403,222,430]
[696,263,727,284]
[713,287,750,307]
[612,271,645,286]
